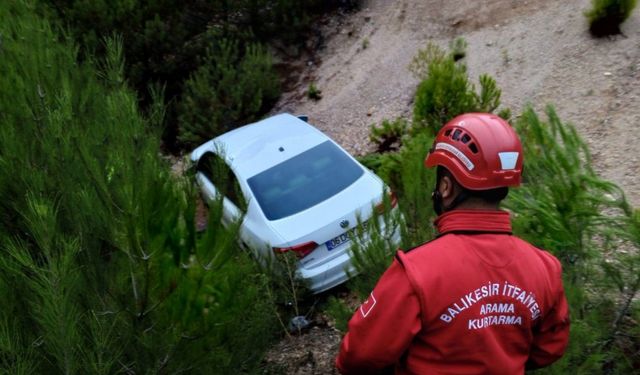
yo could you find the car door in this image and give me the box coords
[195,151,246,226]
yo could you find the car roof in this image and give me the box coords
[191,113,332,178]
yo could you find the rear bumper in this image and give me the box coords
[299,221,402,294]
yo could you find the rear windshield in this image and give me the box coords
[247,141,364,220]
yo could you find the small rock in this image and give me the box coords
[486,42,494,47]
[288,316,311,334]
[604,72,612,76]
[364,14,372,22]
[367,106,375,116]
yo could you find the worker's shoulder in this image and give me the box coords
[403,235,448,252]
[396,235,452,261]
[510,235,564,271]
[509,238,567,296]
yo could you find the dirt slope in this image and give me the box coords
[273,0,640,207]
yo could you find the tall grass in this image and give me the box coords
[0,2,277,372]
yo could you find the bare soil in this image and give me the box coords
[273,0,640,207]
[266,0,640,373]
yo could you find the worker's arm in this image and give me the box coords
[336,258,422,375]
[526,263,570,369]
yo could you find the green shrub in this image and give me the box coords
[177,39,280,147]
[42,0,360,150]
[258,250,313,336]
[361,37,370,49]
[407,42,448,81]
[325,296,353,333]
[0,4,278,372]
[349,132,437,297]
[369,118,409,153]
[358,132,436,248]
[507,107,624,276]
[307,82,323,100]
[347,196,405,297]
[507,107,639,373]
[585,0,637,36]
[449,36,468,61]
[410,43,504,134]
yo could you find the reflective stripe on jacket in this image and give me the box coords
[336,210,570,375]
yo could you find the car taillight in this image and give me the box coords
[273,241,318,258]
[375,191,398,214]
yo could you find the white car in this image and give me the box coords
[190,113,401,293]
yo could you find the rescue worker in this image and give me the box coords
[336,113,570,374]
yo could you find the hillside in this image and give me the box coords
[273,0,640,207]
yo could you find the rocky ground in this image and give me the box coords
[263,0,640,373]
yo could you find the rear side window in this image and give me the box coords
[247,141,364,220]
[196,152,247,211]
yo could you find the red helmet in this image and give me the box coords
[424,113,523,190]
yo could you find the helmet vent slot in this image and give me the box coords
[468,143,478,153]
[444,129,452,137]
[452,129,462,140]
[461,134,471,144]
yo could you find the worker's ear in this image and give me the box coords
[439,175,455,199]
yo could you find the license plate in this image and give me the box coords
[326,232,351,251]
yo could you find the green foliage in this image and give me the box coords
[307,82,323,101]
[325,296,353,333]
[507,107,619,271]
[178,39,280,147]
[392,134,438,248]
[585,0,637,36]
[449,36,468,61]
[411,43,503,134]
[347,196,405,297]
[260,251,312,336]
[369,118,409,153]
[42,0,360,150]
[361,37,370,49]
[0,3,278,372]
[348,135,437,297]
[507,107,640,373]
[407,42,447,80]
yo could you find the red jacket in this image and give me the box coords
[336,210,570,375]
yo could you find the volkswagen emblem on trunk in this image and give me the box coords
[340,219,349,229]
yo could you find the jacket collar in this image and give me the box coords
[434,210,512,235]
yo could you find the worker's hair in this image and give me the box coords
[437,166,509,203]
